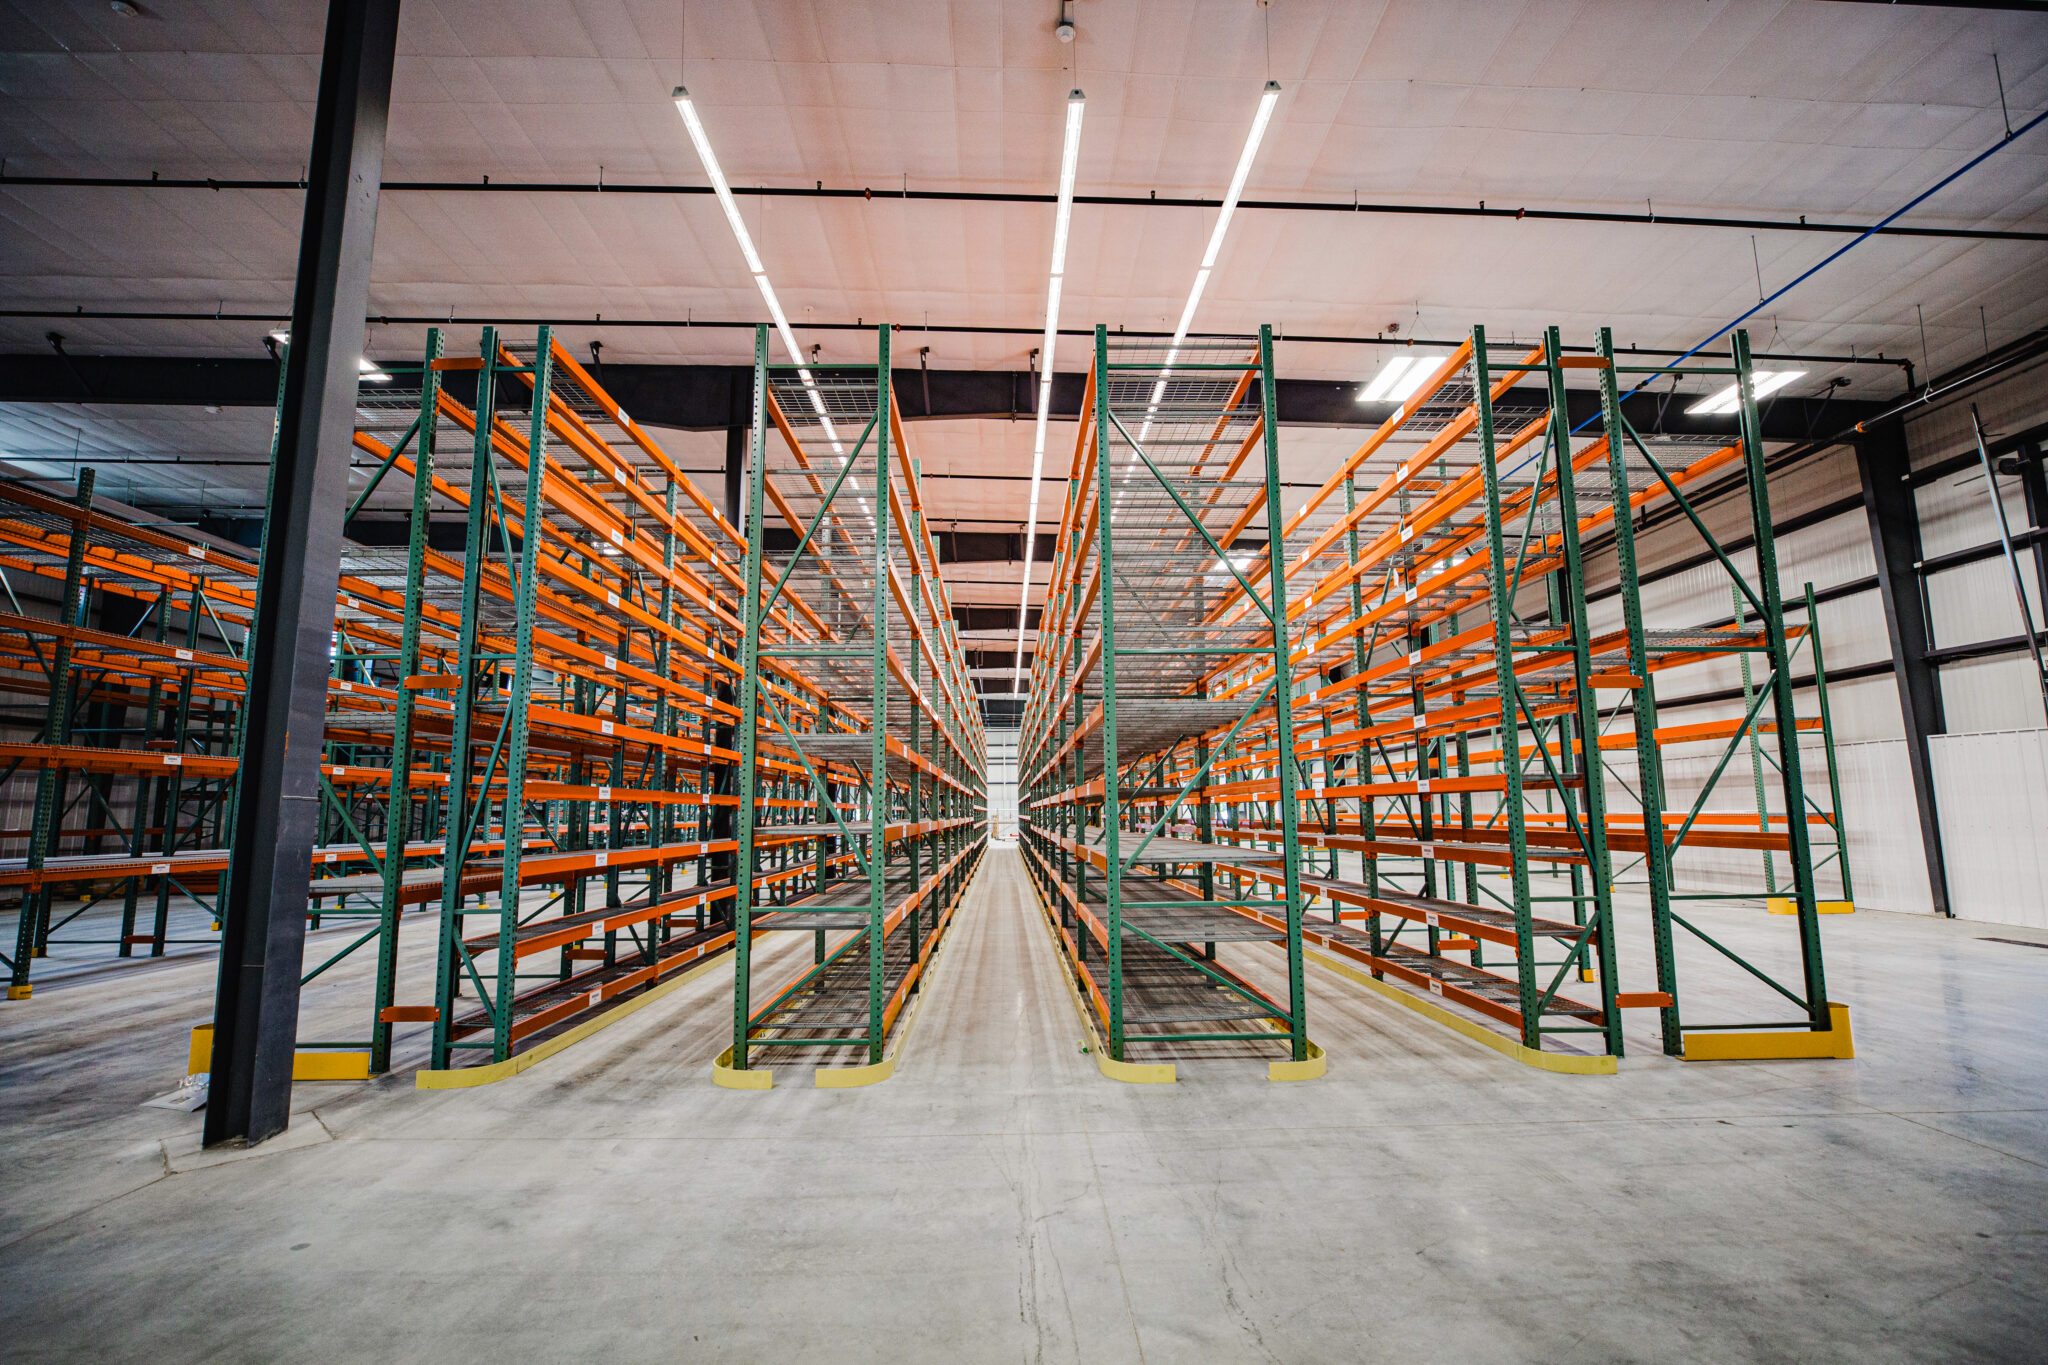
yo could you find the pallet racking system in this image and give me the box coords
[1,322,988,1084]
[1019,326,1313,1076]
[721,324,987,1084]
[1021,323,1850,1067]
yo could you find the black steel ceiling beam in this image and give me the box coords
[1922,629,2048,666]
[3,168,2039,243]
[0,354,1885,441]
[954,604,1040,633]
[0,311,1917,374]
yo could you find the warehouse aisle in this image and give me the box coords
[3,850,2047,1362]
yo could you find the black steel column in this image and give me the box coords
[1854,419,1951,918]
[205,0,400,1147]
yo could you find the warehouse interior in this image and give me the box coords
[2,1,2046,1359]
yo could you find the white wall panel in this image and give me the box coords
[1924,555,2044,652]
[1916,464,2034,559]
[1829,738,1936,915]
[1819,673,1907,744]
[1940,655,2048,735]
[985,727,1018,843]
[1928,728,2048,928]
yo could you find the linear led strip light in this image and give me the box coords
[673,84,858,527]
[1129,79,1282,468]
[1686,369,1805,414]
[1011,90,1087,689]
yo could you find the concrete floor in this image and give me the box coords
[2,846,2045,1363]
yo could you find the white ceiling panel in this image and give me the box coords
[0,0,2043,622]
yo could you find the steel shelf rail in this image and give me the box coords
[726,323,988,1079]
[1019,325,1310,1072]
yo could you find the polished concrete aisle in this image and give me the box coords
[2,847,2046,1363]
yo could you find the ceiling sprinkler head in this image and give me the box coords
[1055,20,1075,42]
[110,0,140,14]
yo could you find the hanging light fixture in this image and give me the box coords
[1012,90,1087,689]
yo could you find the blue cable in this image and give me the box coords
[1508,102,2048,464]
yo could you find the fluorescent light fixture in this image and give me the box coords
[1199,82,1280,272]
[674,85,847,462]
[1357,353,1442,404]
[672,89,764,275]
[358,356,391,383]
[1686,369,1805,415]
[1129,81,1281,467]
[1013,90,1086,687]
[268,329,290,344]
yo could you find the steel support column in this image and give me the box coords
[1854,417,1951,917]
[204,0,400,1147]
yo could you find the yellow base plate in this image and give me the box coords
[1767,897,1853,915]
[1683,1002,1854,1060]
[6,984,30,1000]
[1098,1052,1176,1084]
[187,1026,370,1081]
[711,1045,774,1089]
[1268,1040,1327,1082]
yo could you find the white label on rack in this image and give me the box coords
[609,529,624,547]
[594,851,609,867]
[1420,844,1436,859]
[1426,912,1439,927]
[176,648,193,662]
[1408,651,1420,667]
[1417,778,1430,792]
[1400,523,1414,542]
[189,545,208,560]
[151,862,170,875]
[600,720,614,735]
[603,654,617,670]
[1404,586,1418,604]
[607,591,620,607]
[1397,462,1411,483]
[1428,980,1444,996]
[163,754,182,767]
[345,596,360,609]
[616,408,630,428]
[1411,714,1426,729]
[324,852,338,863]
[597,785,612,801]
[338,680,353,692]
